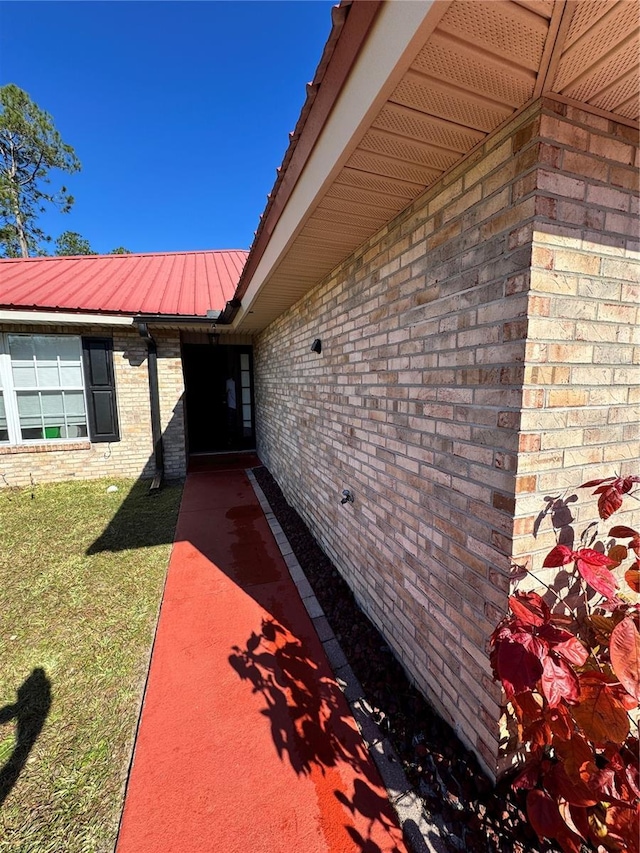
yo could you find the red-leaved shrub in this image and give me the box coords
[490,475,640,853]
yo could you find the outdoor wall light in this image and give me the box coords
[341,489,354,506]
[310,338,322,354]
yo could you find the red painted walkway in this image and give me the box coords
[116,463,407,853]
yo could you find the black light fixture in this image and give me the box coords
[310,338,322,354]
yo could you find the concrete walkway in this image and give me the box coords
[116,459,408,853]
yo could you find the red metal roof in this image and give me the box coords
[0,250,248,317]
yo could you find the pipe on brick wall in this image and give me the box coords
[137,322,164,486]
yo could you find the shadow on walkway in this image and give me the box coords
[0,668,52,807]
[116,466,406,853]
[230,617,403,853]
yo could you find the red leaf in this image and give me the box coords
[558,801,590,843]
[610,617,640,702]
[580,477,614,488]
[594,483,615,494]
[603,805,640,853]
[512,690,544,727]
[608,544,628,566]
[545,762,598,807]
[555,733,593,781]
[625,565,640,593]
[575,549,619,599]
[509,591,550,627]
[538,625,589,666]
[598,486,623,519]
[570,676,630,746]
[545,703,574,741]
[495,636,545,698]
[576,547,616,568]
[512,759,541,791]
[543,544,574,568]
[527,789,565,841]
[621,475,640,494]
[541,654,580,707]
[523,718,552,749]
[609,525,639,539]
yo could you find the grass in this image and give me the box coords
[0,477,182,853]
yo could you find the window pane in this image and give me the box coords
[64,391,86,418]
[60,365,83,386]
[242,404,251,422]
[53,337,81,362]
[240,354,249,370]
[12,364,37,387]
[17,392,42,428]
[8,336,34,361]
[241,373,250,388]
[41,393,64,417]
[61,423,87,439]
[34,336,61,362]
[242,388,251,405]
[37,365,61,387]
[21,427,45,440]
[0,394,7,442]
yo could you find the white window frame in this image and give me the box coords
[0,333,91,446]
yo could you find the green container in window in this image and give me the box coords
[44,426,61,439]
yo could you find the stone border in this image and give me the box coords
[247,469,448,853]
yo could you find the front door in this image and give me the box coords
[182,344,255,453]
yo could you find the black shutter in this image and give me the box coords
[81,337,120,442]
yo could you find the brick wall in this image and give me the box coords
[0,324,186,486]
[512,101,640,586]
[253,97,639,775]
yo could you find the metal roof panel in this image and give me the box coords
[0,250,248,317]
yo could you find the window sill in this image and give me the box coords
[0,441,91,455]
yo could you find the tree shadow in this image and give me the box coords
[529,492,610,615]
[532,493,578,548]
[0,668,52,807]
[229,617,403,852]
[229,616,369,776]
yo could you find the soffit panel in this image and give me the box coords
[559,37,639,106]
[390,73,512,134]
[589,67,639,115]
[359,128,461,172]
[235,0,639,334]
[338,166,424,197]
[564,0,615,45]
[512,0,554,19]
[437,0,549,70]
[345,150,442,186]
[373,103,485,152]
[326,180,416,208]
[616,95,639,121]
[411,33,536,106]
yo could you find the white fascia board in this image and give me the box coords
[232,0,440,329]
[0,310,135,326]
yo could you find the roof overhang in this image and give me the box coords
[231,0,639,334]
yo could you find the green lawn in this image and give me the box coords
[0,477,182,853]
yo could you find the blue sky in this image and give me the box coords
[0,1,335,254]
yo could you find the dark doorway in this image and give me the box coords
[182,344,255,453]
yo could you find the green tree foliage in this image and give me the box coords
[0,84,80,257]
[55,230,94,256]
[108,246,132,254]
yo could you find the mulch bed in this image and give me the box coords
[253,465,565,853]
